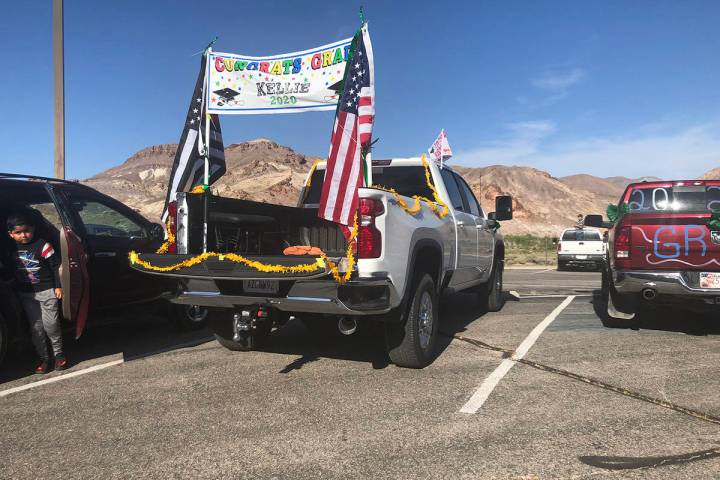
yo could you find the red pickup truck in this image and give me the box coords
[585,180,720,324]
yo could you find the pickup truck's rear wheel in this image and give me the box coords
[170,304,210,331]
[211,311,272,352]
[479,259,505,312]
[602,269,637,327]
[384,274,438,369]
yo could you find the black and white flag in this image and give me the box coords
[162,55,226,221]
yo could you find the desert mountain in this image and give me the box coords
[701,168,720,180]
[84,139,677,236]
[84,139,318,222]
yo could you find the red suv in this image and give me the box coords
[586,180,720,324]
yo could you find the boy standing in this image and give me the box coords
[6,212,66,373]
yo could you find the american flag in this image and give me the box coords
[162,55,226,222]
[318,24,375,226]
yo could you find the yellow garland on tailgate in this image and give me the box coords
[155,216,175,254]
[370,154,449,219]
[130,213,359,285]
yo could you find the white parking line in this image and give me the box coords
[459,295,576,414]
[0,359,124,398]
[531,268,554,274]
[0,336,215,399]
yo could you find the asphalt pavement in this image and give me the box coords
[1,268,719,479]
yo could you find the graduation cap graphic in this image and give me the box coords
[213,88,240,106]
[324,80,344,102]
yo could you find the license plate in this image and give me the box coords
[243,280,279,294]
[575,255,587,260]
[700,272,720,289]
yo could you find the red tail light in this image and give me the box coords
[357,198,384,259]
[167,201,178,254]
[557,242,562,253]
[614,225,631,269]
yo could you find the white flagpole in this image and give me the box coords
[203,47,212,187]
[365,151,372,186]
[201,46,211,253]
[439,128,444,169]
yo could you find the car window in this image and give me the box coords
[68,193,147,239]
[440,169,465,212]
[303,166,434,205]
[454,174,482,217]
[562,230,601,241]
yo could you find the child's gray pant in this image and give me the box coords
[18,289,63,361]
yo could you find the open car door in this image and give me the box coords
[59,226,90,339]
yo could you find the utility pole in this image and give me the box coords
[53,0,65,179]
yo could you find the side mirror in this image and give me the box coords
[492,195,513,221]
[149,223,165,241]
[583,214,612,228]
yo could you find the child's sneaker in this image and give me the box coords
[35,361,49,374]
[55,355,68,371]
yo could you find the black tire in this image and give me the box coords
[0,312,8,368]
[211,310,271,352]
[600,265,610,301]
[384,274,439,369]
[602,269,637,328]
[479,259,505,312]
[170,304,210,331]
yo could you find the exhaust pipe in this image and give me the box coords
[641,288,657,301]
[338,317,357,336]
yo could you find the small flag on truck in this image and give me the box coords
[318,23,375,226]
[162,55,226,222]
[428,129,452,165]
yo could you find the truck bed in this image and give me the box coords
[179,193,349,257]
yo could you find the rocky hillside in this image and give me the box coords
[83,139,684,236]
[84,139,318,222]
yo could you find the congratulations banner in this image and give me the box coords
[207,37,353,115]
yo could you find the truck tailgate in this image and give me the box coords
[131,253,330,280]
[629,213,719,270]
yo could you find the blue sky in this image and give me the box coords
[1,0,719,180]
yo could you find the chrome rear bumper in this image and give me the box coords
[171,277,400,316]
[614,270,720,303]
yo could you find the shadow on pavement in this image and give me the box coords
[242,290,495,372]
[591,292,720,336]
[253,318,391,371]
[579,447,720,470]
[435,291,491,356]
[0,313,213,385]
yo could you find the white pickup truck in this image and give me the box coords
[556,227,606,271]
[131,157,513,368]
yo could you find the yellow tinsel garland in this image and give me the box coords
[155,216,175,254]
[131,213,359,285]
[370,154,449,219]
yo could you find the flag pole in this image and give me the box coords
[201,46,212,253]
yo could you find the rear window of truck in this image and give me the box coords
[562,230,602,241]
[303,166,434,204]
[625,185,720,213]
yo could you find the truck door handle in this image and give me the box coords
[94,252,117,258]
[456,221,465,227]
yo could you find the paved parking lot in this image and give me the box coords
[1,269,719,479]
